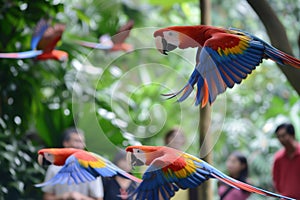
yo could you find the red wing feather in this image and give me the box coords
[112,20,134,44]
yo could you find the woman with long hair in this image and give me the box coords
[218,152,250,200]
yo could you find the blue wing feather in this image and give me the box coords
[0,50,43,59]
[36,151,141,188]
[229,27,300,68]
[133,150,295,200]
[31,19,49,50]
[35,155,96,187]
[132,158,209,200]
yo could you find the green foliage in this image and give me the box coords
[0,132,45,199]
[0,0,299,199]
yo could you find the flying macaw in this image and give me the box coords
[154,25,300,107]
[126,145,295,200]
[0,19,68,61]
[76,20,134,52]
[35,148,142,187]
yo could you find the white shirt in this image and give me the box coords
[42,165,104,198]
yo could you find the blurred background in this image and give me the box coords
[0,0,299,199]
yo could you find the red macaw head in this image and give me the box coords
[37,148,79,166]
[126,145,165,166]
[153,26,202,55]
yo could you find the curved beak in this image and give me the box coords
[37,154,52,166]
[38,154,44,166]
[155,36,165,55]
[154,36,177,55]
[126,152,144,166]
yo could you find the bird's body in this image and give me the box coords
[154,25,300,107]
[0,19,68,61]
[36,148,141,187]
[126,145,295,200]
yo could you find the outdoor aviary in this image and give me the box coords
[1,0,300,199]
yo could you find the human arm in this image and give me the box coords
[272,158,280,193]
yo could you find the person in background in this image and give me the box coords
[42,127,104,200]
[272,123,300,199]
[102,150,138,200]
[218,152,250,200]
[164,127,186,150]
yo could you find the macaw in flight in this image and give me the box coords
[126,145,295,200]
[76,20,134,52]
[35,148,141,187]
[154,25,300,107]
[0,18,68,61]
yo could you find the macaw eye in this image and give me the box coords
[168,32,173,36]
[137,149,140,153]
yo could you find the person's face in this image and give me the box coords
[226,155,245,177]
[63,133,85,149]
[167,132,186,150]
[276,128,294,147]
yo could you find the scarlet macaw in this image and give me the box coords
[35,148,141,187]
[126,145,295,200]
[154,25,300,107]
[0,19,68,61]
[76,20,134,52]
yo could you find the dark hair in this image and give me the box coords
[62,127,84,143]
[230,151,248,182]
[275,123,295,137]
[164,127,183,144]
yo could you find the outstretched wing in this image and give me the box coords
[162,47,209,107]
[229,28,300,69]
[36,151,141,187]
[112,20,134,45]
[31,19,49,50]
[133,153,211,200]
[197,30,265,104]
[37,23,65,52]
[133,152,295,200]
[0,50,43,59]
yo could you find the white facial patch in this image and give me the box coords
[155,36,163,51]
[132,149,146,164]
[44,153,54,163]
[163,31,180,46]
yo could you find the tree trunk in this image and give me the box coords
[247,0,300,96]
[189,0,213,200]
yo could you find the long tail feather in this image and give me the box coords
[0,50,43,59]
[162,83,194,101]
[195,77,209,107]
[212,174,295,200]
[75,40,113,50]
[266,46,300,69]
[162,69,203,105]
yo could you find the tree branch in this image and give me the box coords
[247,0,300,95]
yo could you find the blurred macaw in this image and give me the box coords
[0,19,68,61]
[35,148,141,187]
[126,145,295,200]
[76,20,134,52]
[154,25,300,107]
